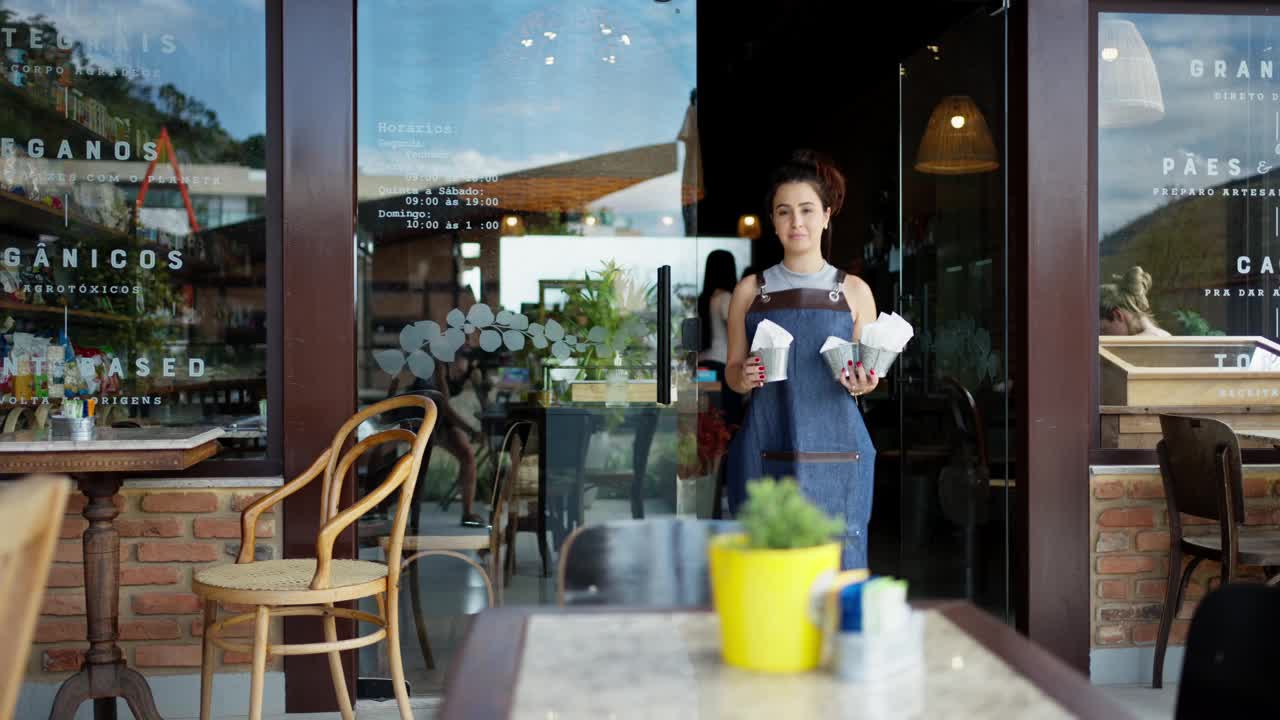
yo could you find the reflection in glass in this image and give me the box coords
[1098,18,1165,128]
[354,0,702,697]
[1097,12,1280,451]
[0,1,268,457]
[914,95,999,175]
[895,7,1010,620]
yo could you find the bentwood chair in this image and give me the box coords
[1152,415,1280,688]
[556,518,740,606]
[192,395,437,720]
[388,420,529,669]
[0,475,71,720]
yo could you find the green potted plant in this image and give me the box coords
[708,478,844,673]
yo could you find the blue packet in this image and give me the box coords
[840,575,876,632]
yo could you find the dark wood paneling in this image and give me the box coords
[1015,0,1091,672]
[280,0,356,712]
[1008,0,1030,644]
[266,0,284,477]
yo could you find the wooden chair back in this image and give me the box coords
[557,518,740,607]
[488,421,531,551]
[1157,414,1244,524]
[312,395,437,590]
[941,375,989,469]
[0,475,72,720]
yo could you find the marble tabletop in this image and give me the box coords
[509,611,1075,720]
[0,425,224,452]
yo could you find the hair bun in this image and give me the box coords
[788,149,846,216]
[1120,266,1152,297]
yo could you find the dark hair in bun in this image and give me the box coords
[764,149,847,260]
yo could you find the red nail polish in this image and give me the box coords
[847,360,853,366]
[870,370,876,377]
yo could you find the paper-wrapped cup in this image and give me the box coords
[755,346,790,382]
[821,342,860,380]
[859,344,900,377]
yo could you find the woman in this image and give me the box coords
[723,150,879,569]
[697,249,742,426]
[1100,266,1170,337]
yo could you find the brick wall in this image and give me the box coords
[1090,468,1280,650]
[31,488,284,680]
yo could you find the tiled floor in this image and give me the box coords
[1101,684,1179,719]
[250,698,440,720]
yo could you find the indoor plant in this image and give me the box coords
[708,478,844,673]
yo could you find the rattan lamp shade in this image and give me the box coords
[1098,18,1164,128]
[914,95,999,175]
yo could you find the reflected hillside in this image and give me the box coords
[1101,170,1280,337]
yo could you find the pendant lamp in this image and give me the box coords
[1098,18,1164,128]
[914,95,999,175]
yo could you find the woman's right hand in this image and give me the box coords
[738,355,765,392]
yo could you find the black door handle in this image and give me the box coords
[657,265,671,405]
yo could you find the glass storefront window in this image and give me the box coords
[0,1,269,458]
[355,0,703,696]
[896,7,1010,618]
[1096,11,1280,450]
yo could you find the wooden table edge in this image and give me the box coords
[439,602,1135,720]
[439,606,530,720]
[0,438,220,473]
[936,602,1137,719]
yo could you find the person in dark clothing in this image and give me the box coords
[697,249,743,427]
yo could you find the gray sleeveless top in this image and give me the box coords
[760,262,841,292]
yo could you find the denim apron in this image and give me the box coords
[725,269,876,570]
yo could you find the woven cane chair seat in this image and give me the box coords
[194,559,388,605]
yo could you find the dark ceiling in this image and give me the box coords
[694,0,1000,268]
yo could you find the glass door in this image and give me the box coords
[352,0,727,698]
[896,6,1013,621]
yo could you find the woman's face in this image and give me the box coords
[771,181,830,256]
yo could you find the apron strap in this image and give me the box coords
[755,270,770,303]
[830,270,847,302]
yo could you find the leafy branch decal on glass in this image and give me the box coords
[373,302,649,381]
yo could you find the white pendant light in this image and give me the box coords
[915,95,999,175]
[1098,18,1164,128]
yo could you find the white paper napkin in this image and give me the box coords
[820,336,853,353]
[751,319,794,351]
[859,312,915,351]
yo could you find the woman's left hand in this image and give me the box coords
[839,361,878,398]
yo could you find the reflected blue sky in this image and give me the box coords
[5,0,266,140]
[355,0,696,184]
[1099,12,1280,236]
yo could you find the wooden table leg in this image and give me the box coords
[48,476,162,720]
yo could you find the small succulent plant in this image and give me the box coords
[738,478,844,550]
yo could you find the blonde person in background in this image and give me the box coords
[1099,266,1170,337]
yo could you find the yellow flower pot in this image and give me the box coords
[707,533,841,673]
